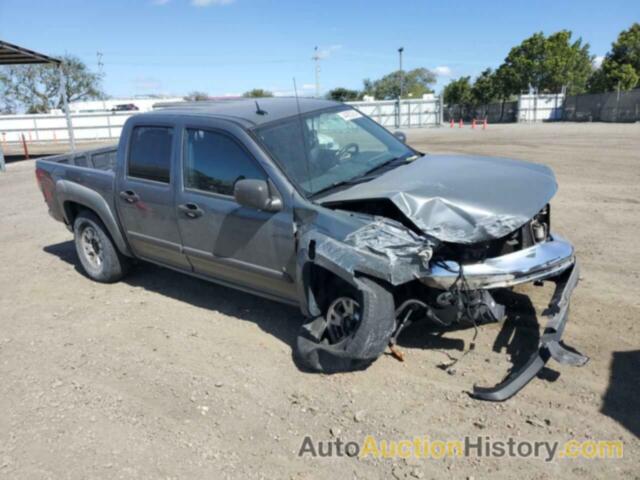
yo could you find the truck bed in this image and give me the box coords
[41,145,119,171]
[35,145,120,230]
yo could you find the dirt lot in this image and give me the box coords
[1,123,638,479]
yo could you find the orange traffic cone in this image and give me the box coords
[450,118,454,128]
[459,119,463,128]
[472,119,476,129]
[483,118,488,130]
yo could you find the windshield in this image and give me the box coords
[254,107,415,197]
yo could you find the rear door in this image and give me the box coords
[116,120,190,270]
[174,120,297,302]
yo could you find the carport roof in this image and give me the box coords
[0,40,60,65]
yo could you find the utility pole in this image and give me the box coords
[97,51,106,112]
[398,47,404,100]
[312,46,321,98]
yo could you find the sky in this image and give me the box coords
[0,0,638,99]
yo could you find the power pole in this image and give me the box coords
[312,46,321,98]
[398,47,404,100]
[97,51,106,111]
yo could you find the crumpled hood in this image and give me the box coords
[319,154,557,244]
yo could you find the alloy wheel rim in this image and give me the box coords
[81,226,104,269]
[325,296,361,344]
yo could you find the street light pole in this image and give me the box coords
[397,47,404,128]
[313,46,321,98]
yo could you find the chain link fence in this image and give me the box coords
[562,90,640,122]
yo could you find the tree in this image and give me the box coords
[1,55,103,113]
[589,62,639,92]
[496,31,592,96]
[588,23,640,92]
[471,68,498,106]
[362,68,436,100]
[243,89,273,98]
[442,76,473,106]
[184,91,210,101]
[608,23,640,78]
[326,87,360,102]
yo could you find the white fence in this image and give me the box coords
[0,111,130,144]
[349,98,442,128]
[517,94,564,122]
[0,98,444,145]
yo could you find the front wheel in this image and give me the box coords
[294,277,395,373]
[73,211,130,283]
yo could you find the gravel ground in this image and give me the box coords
[0,122,638,479]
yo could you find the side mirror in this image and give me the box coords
[233,179,282,212]
[393,131,407,143]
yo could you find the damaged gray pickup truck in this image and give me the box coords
[35,98,587,400]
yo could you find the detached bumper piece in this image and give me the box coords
[470,261,588,402]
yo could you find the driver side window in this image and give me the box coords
[183,129,265,196]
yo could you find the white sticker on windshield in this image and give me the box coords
[337,110,362,121]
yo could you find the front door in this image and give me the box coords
[116,124,190,270]
[175,126,296,302]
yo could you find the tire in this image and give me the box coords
[73,210,130,283]
[294,277,396,373]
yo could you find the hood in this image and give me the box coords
[319,154,557,244]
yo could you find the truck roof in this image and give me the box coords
[143,97,344,128]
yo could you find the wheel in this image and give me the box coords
[294,277,396,373]
[73,210,130,283]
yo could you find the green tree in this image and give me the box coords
[1,55,104,113]
[242,89,273,98]
[588,23,640,92]
[608,23,640,77]
[471,68,498,106]
[326,87,360,102]
[442,76,473,106]
[362,68,436,100]
[496,31,592,96]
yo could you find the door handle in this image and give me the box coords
[178,203,204,218]
[119,190,139,203]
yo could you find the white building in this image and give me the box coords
[66,96,185,114]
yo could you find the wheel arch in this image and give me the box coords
[57,180,132,257]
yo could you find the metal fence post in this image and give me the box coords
[58,64,76,152]
[0,143,5,172]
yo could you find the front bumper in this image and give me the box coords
[470,260,588,401]
[422,234,575,290]
[414,233,587,401]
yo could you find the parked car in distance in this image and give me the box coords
[111,103,139,112]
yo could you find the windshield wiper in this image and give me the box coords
[310,176,373,199]
[310,155,419,199]
[358,154,417,179]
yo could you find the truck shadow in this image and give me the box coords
[43,240,302,348]
[43,240,557,382]
[601,350,640,438]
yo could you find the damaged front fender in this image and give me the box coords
[295,213,434,317]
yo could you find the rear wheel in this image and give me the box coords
[295,277,395,373]
[73,211,130,283]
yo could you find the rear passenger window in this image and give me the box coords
[128,126,173,183]
[74,155,88,167]
[92,151,116,170]
[184,129,265,196]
